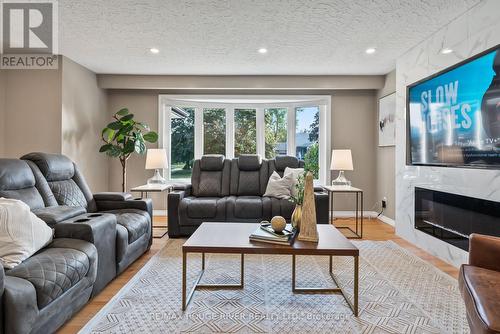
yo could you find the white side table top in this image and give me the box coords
[322,185,363,193]
[130,184,173,192]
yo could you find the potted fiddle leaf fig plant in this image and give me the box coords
[99,108,158,192]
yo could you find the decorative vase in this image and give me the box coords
[291,204,302,230]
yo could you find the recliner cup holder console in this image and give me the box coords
[88,213,103,218]
[75,218,91,222]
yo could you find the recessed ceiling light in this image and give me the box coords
[258,48,268,54]
[365,48,376,54]
[150,48,160,54]
[441,48,453,54]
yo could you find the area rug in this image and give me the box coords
[80,240,468,334]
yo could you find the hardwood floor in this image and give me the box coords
[58,216,459,333]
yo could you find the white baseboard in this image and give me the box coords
[153,209,167,216]
[330,211,378,219]
[378,214,395,226]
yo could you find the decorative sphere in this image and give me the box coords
[271,216,286,233]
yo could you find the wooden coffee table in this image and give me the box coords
[182,222,359,316]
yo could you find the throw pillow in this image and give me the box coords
[263,172,294,199]
[0,198,53,269]
[284,167,305,197]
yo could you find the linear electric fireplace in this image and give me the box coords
[415,187,500,251]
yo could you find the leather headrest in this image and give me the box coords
[237,155,262,171]
[274,156,300,171]
[200,155,225,171]
[0,159,36,190]
[22,152,75,181]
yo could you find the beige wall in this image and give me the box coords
[330,91,378,212]
[2,67,62,158]
[0,57,108,190]
[376,70,396,220]
[0,70,6,157]
[61,57,109,192]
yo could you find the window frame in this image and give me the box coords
[158,95,331,184]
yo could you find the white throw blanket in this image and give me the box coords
[0,198,53,269]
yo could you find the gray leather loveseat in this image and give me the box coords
[0,153,153,333]
[168,154,329,237]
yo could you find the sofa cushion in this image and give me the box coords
[186,197,219,218]
[459,265,500,333]
[198,171,223,197]
[225,196,268,220]
[230,157,268,196]
[0,159,46,210]
[178,196,226,226]
[200,155,225,171]
[21,153,75,182]
[48,179,88,208]
[6,247,90,309]
[103,209,150,244]
[191,157,230,197]
[0,159,36,190]
[270,197,295,219]
[237,155,262,171]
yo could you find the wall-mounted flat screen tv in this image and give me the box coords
[407,45,500,168]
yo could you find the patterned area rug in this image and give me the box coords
[80,240,468,334]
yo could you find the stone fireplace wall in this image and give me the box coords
[395,0,500,267]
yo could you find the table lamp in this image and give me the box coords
[330,149,353,186]
[146,149,168,185]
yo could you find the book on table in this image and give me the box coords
[249,223,297,245]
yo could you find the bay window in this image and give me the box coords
[159,96,331,184]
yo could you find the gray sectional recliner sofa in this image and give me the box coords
[0,153,153,334]
[168,154,329,237]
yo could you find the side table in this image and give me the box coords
[131,184,174,238]
[322,185,363,239]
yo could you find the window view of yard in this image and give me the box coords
[170,107,195,179]
[265,108,287,159]
[234,109,257,156]
[296,107,320,178]
[203,108,226,155]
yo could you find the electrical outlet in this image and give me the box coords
[382,199,387,208]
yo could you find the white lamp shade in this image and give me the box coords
[330,149,353,170]
[145,149,168,169]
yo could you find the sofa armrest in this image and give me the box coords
[32,206,87,227]
[173,184,192,192]
[53,217,114,294]
[469,233,500,272]
[314,192,329,224]
[95,197,153,219]
[3,276,39,334]
[167,188,190,237]
[93,192,133,201]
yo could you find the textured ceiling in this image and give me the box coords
[59,0,480,75]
